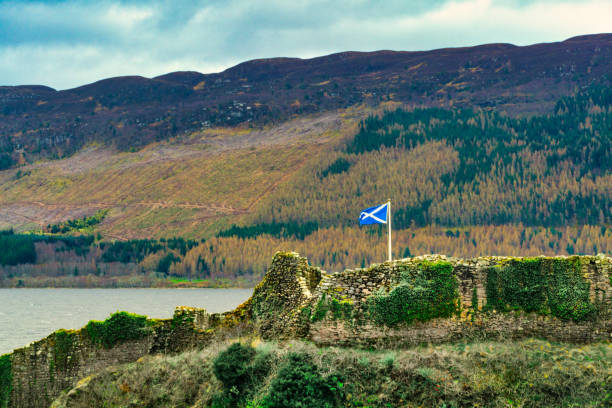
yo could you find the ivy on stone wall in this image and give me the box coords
[0,353,11,408]
[51,329,78,373]
[544,258,596,321]
[485,258,596,321]
[368,261,459,327]
[311,293,353,322]
[85,311,151,348]
[501,259,546,313]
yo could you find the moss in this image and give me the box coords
[0,353,11,408]
[85,311,151,348]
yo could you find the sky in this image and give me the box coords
[1,0,611,90]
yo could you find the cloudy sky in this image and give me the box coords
[1,0,610,90]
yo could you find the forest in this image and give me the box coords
[0,85,610,286]
[247,84,611,231]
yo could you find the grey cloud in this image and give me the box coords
[0,0,607,89]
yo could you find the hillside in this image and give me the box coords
[0,35,611,287]
[1,34,612,164]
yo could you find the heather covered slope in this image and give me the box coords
[1,34,612,163]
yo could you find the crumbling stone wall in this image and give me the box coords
[249,252,322,338]
[5,307,215,408]
[4,252,611,407]
[251,253,612,347]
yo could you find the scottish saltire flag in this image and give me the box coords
[359,202,388,225]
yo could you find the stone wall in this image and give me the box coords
[247,253,612,347]
[3,252,611,407]
[3,307,217,408]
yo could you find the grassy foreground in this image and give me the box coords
[51,338,611,408]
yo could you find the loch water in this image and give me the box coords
[0,288,253,354]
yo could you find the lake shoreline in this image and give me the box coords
[0,287,253,355]
[0,273,256,289]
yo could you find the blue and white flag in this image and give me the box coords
[359,202,388,225]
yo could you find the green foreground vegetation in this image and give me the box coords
[51,338,611,408]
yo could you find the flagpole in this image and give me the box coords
[387,199,392,262]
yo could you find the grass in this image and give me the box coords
[51,338,612,408]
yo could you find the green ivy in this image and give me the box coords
[368,261,459,327]
[471,286,479,320]
[544,258,595,321]
[85,311,151,348]
[330,298,352,320]
[0,353,11,408]
[504,259,546,312]
[52,329,77,372]
[311,293,329,322]
[311,293,353,322]
[485,258,596,321]
[171,311,195,330]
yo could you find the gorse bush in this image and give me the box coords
[85,311,151,348]
[213,343,256,390]
[369,261,459,326]
[485,258,596,321]
[212,343,273,407]
[261,353,344,408]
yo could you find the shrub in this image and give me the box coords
[212,343,273,407]
[213,343,256,390]
[261,353,343,408]
[85,311,151,348]
[0,354,11,408]
[369,261,459,326]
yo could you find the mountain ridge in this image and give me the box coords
[1,33,612,163]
